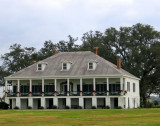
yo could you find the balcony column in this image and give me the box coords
[106,78,109,96]
[80,78,82,96]
[42,79,44,96]
[67,78,69,96]
[29,79,32,97]
[66,98,71,108]
[54,79,57,96]
[124,78,127,95]
[17,80,20,97]
[120,77,123,95]
[5,79,8,97]
[93,78,96,96]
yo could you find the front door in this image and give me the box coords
[114,98,118,108]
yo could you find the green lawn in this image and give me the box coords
[0,109,160,126]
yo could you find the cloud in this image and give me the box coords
[0,0,160,64]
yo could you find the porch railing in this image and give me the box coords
[32,92,42,96]
[109,91,120,96]
[82,91,93,96]
[44,92,54,96]
[95,91,107,96]
[20,92,29,96]
[69,91,80,96]
[56,91,67,96]
[7,92,17,97]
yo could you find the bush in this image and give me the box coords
[27,106,32,109]
[105,106,110,109]
[0,102,9,109]
[14,106,19,109]
[146,102,153,108]
[153,100,159,106]
[78,106,82,109]
[38,106,44,109]
[51,105,57,109]
[117,106,122,109]
[153,105,160,108]
[65,106,70,109]
[91,106,96,109]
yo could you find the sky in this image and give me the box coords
[0,0,160,65]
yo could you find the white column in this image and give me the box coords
[124,78,127,95]
[79,97,84,109]
[120,77,123,95]
[66,98,71,108]
[29,79,32,97]
[118,97,124,108]
[5,97,9,104]
[67,78,69,96]
[54,79,57,96]
[17,80,20,97]
[80,78,82,96]
[92,97,97,108]
[125,97,128,109]
[28,98,33,108]
[53,98,58,107]
[106,97,110,107]
[5,79,8,97]
[41,98,46,109]
[93,78,96,96]
[16,97,21,109]
[106,78,109,95]
[42,79,44,96]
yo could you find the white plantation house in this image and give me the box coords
[4,49,140,109]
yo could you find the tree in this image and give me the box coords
[1,43,36,73]
[103,23,160,107]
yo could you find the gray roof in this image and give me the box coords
[7,51,138,79]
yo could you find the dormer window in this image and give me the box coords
[89,62,93,70]
[88,60,97,70]
[38,64,42,70]
[61,61,72,71]
[37,62,48,71]
[63,63,67,70]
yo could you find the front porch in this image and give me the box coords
[6,77,127,97]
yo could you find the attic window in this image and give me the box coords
[38,64,42,71]
[63,63,67,70]
[89,62,93,70]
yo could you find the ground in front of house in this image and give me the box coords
[0,109,160,126]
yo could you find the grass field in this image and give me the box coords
[0,109,160,126]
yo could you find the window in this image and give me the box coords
[63,63,67,70]
[38,64,42,70]
[88,62,93,70]
[127,82,130,92]
[133,83,135,92]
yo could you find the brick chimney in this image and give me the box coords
[32,60,36,65]
[53,50,57,55]
[93,47,98,55]
[117,56,121,69]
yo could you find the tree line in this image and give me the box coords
[0,23,160,107]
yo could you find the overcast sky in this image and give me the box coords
[0,0,160,65]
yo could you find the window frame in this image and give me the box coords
[88,62,93,70]
[63,63,67,70]
[133,83,136,92]
[37,64,42,71]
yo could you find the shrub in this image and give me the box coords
[65,106,70,109]
[78,106,82,109]
[0,102,9,109]
[153,100,159,106]
[91,106,96,109]
[117,106,122,109]
[105,106,110,109]
[38,106,44,109]
[27,106,32,109]
[14,106,19,109]
[153,105,160,108]
[51,105,57,109]
[146,102,153,108]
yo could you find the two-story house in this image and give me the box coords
[5,49,140,109]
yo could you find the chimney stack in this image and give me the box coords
[32,60,36,65]
[53,50,57,55]
[93,47,98,55]
[117,56,121,69]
